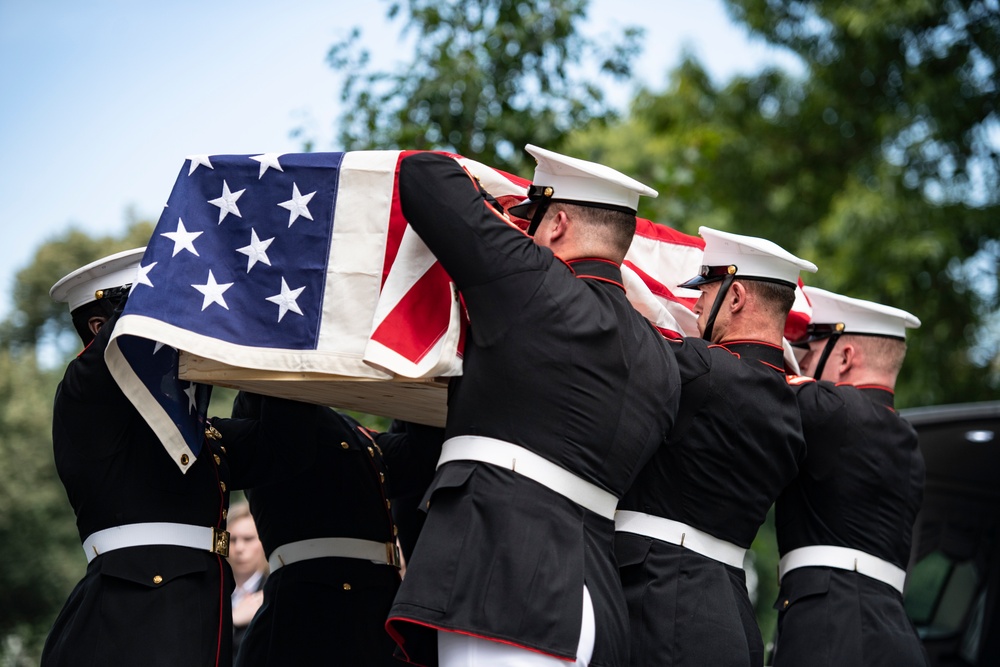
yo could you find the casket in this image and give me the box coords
[179,352,449,427]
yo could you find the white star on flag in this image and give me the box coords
[209,180,245,224]
[161,219,202,257]
[183,383,198,414]
[265,277,306,322]
[192,270,234,311]
[250,153,284,179]
[278,183,315,227]
[130,261,157,294]
[235,229,274,272]
[186,154,214,175]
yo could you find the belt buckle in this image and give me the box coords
[386,541,402,569]
[212,528,230,557]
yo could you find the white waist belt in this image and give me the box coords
[82,522,229,563]
[437,436,618,519]
[268,537,401,572]
[614,510,747,569]
[779,545,906,594]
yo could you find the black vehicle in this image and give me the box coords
[902,401,1000,666]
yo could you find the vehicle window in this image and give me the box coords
[905,550,981,639]
[959,589,985,664]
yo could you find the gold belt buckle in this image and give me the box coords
[212,528,230,557]
[386,541,402,569]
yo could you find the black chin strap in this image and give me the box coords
[701,272,736,341]
[811,330,843,379]
[524,185,556,236]
[527,199,553,236]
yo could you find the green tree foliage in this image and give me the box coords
[320,0,643,173]
[0,221,154,358]
[569,1,999,406]
[0,220,155,659]
[750,506,780,645]
[727,0,999,204]
[722,0,999,403]
[0,350,80,662]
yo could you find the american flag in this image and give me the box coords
[104,149,806,472]
[106,150,529,471]
[623,218,706,338]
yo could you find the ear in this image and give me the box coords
[88,316,107,337]
[728,281,747,313]
[548,209,570,243]
[836,342,856,376]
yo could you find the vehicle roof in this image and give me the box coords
[901,400,1000,509]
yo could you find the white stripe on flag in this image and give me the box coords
[316,150,401,376]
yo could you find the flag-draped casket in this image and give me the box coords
[106,149,806,472]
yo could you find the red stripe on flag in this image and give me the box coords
[784,309,810,344]
[634,218,706,249]
[371,262,454,364]
[785,277,812,343]
[623,259,699,310]
[384,150,423,289]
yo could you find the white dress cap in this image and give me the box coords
[680,226,818,288]
[804,285,921,339]
[50,247,147,312]
[508,144,657,217]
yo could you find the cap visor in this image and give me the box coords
[506,198,534,219]
[677,275,715,290]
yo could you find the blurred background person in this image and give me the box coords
[228,502,268,658]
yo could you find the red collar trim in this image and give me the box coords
[565,257,625,291]
[566,257,620,268]
[575,275,625,290]
[77,338,98,358]
[718,339,783,351]
[840,383,895,394]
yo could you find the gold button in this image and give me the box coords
[367,446,374,457]
[180,454,189,466]
[220,446,227,454]
[386,499,391,509]
[220,481,227,492]
[213,454,221,465]
[393,526,398,536]
[379,472,385,483]
[783,599,789,609]
[341,441,350,449]
[153,575,163,585]
[222,508,228,520]
[342,583,351,591]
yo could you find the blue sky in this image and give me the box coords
[0,0,800,320]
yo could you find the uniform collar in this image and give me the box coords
[565,258,624,291]
[714,340,786,371]
[854,384,896,410]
